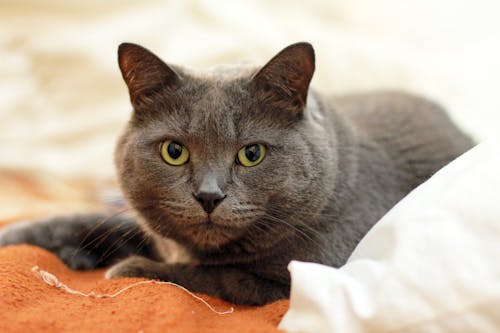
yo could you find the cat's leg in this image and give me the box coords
[0,213,157,270]
[106,256,289,305]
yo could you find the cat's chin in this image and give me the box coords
[181,220,246,251]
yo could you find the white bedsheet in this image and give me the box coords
[1,1,500,178]
[280,140,500,333]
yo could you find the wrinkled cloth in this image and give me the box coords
[280,140,500,333]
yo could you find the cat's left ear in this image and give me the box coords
[252,42,315,111]
[118,43,180,108]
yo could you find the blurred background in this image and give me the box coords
[1,0,499,221]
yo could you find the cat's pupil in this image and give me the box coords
[245,144,261,162]
[167,142,183,159]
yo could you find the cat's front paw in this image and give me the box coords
[105,256,169,280]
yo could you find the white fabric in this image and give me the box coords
[2,1,500,178]
[280,140,500,333]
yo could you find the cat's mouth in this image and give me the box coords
[177,214,241,232]
[199,216,239,230]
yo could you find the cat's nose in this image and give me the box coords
[194,191,226,214]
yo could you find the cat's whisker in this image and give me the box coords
[75,221,130,254]
[70,209,133,262]
[259,213,318,245]
[264,206,336,236]
[95,227,144,266]
[260,206,330,243]
[265,205,340,219]
[159,201,190,209]
[133,234,150,253]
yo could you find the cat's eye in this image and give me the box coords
[160,140,190,166]
[237,143,266,167]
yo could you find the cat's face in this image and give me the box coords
[115,43,335,253]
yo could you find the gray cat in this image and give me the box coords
[0,42,473,305]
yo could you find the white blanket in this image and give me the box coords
[280,140,500,333]
[1,1,499,178]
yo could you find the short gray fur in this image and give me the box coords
[0,42,474,305]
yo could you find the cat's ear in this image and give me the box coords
[252,42,315,111]
[118,43,180,108]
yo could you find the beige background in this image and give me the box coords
[1,0,499,180]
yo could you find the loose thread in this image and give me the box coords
[31,266,234,315]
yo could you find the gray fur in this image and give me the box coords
[0,42,474,305]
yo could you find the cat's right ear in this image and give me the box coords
[118,43,180,108]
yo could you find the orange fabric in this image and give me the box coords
[0,245,288,332]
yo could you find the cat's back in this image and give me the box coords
[324,91,474,186]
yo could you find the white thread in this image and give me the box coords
[31,266,234,315]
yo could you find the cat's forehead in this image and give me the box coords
[180,73,246,118]
[133,64,293,149]
[138,76,271,145]
[184,84,239,142]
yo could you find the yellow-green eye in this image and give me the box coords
[237,143,266,167]
[160,140,189,166]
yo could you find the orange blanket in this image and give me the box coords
[0,245,288,332]
[0,171,288,332]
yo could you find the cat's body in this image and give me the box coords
[0,43,473,305]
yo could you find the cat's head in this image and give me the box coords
[115,42,336,253]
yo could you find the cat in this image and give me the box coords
[0,42,474,305]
